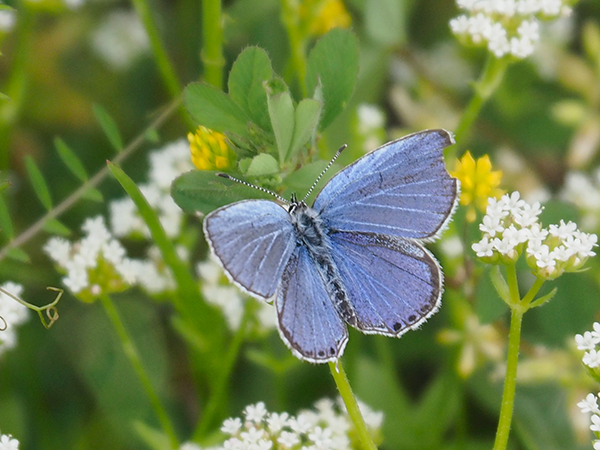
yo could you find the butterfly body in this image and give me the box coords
[203,129,459,363]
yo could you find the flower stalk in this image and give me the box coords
[328,360,378,450]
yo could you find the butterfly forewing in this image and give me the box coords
[203,200,297,299]
[313,130,458,239]
[276,246,349,363]
[328,231,441,335]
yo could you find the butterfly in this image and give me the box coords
[203,129,459,363]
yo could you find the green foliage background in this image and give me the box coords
[0,0,600,449]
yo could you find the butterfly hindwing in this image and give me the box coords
[329,231,441,335]
[314,129,458,239]
[276,246,349,363]
[203,200,297,299]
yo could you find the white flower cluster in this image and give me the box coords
[180,398,383,450]
[472,192,597,279]
[577,392,600,449]
[575,323,600,369]
[0,433,19,450]
[197,255,276,332]
[0,282,29,357]
[449,0,574,58]
[91,10,150,70]
[110,140,193,239]
[44,217,138,299]
[561,169,600,231]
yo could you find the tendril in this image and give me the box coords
[0,286,63,330]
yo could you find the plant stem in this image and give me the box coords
[447,55,509,160]
[279,0,307,96]
[0,98,181,264]
[492,306,523,450]
[201,0,225,89]
[99,293,179,449]
[328,360,377,450]
[130,0,182,100]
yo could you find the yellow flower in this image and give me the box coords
[304,0,352,36]
[188,126,236,171]
[451,151,503,222]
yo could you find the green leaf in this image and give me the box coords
[0,193,14,240]
[25,156,53,211]
[7,248,30,263]
[287,98,322,160]
[228,46,273,131]
[184,82,251,137]
[93,104,123,152]
[54,137,88,182]
[365,0,407,46]
[306,28,359,130]
[144,128,160,143]
[267,90,295,163]
[283,159,330,192]
[43,218,71,236]
[490,266,511,306]
[0,92,9,101]
[82,188,104,202]
[529,287,558,309]
[171,170,272,216]
[245,153,279,177]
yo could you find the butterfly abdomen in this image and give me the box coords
[289,202,358,326]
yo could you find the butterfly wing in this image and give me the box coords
[329,231,441,335]
[276,245,348,363]
[314,129,458,239]
[203,200,296,299]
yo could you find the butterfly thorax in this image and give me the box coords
[288,199,358,326]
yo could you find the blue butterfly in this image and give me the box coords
[203,129,459,363]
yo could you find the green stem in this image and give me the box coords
[0,98,181,264]
[447,55,509,160]
[99,293,179,448]
[201,0,225,89]
[130,0,182,100]
[492,306,523,450]
[279,0,307,96]
[520,277,545,307]
[328,360,377,450]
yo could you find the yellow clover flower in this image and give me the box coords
[451,151,503,222]
[188,126,236,171]
[302,0,352,36]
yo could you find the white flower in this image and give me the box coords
[594,440,600,450]
[43,237,72,265]
[472,236,495,257]
[244,402,268,424]
[240,426,264,444]
[548,220,577,239]
[575,331,599,351]
[591,322,600,341]
[308,426,333,450]
[91,10,150,70]
[289,413,313,434]
[583,349,600,368]
[577,393,600,414]
[221,417,242,435]
[591,414,600,432]
[63,263,89,294]
[450,14,470,34]
[277,431,300,448]
[480,214,504,237]
[266,412,289,433]
[468,13,493,44]
[179,443,202,450]
[518,19,540,41]
[0,434,19,450]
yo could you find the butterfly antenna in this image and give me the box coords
[301,144,347,203]
[216,173,289,204]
